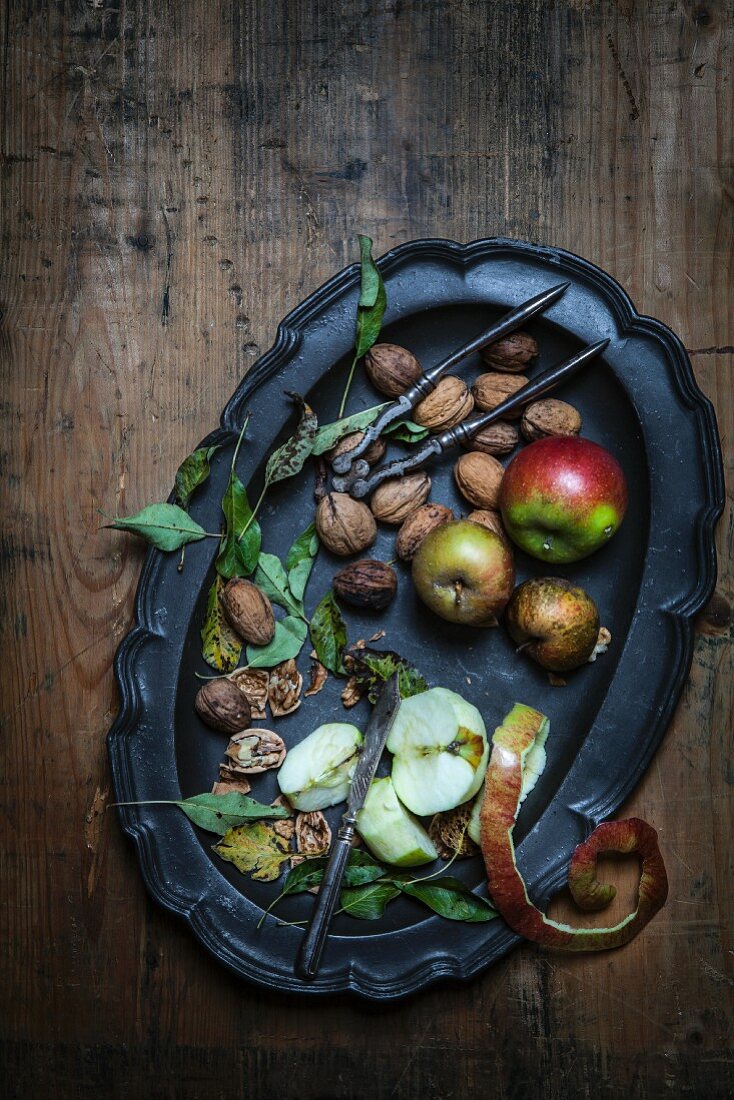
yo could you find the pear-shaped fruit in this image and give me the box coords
[357,776,438,866]
[386,687,488,816]
[277,722,362,811]
[467,712,549,843]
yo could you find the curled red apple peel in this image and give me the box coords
[479,704,668,950]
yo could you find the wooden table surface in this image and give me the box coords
[2,1,733,1096]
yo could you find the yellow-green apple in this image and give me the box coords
[411,519,514,626]
[356,777,437,866]
[386,687,488,815]
[499,436,627,563]
[505,577,600,672]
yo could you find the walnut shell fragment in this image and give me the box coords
[224,729,287,774]
[341,676,364,709]
[480,331,538,372]
[369,472,431,525]
[396,502,454,561]
[413,376,474,431]
[229,667,269,720]
[454,452,505,510]
[268,658,303,717]
[220,578,275,645]
[429,802,479,860]
[293,810,332,864]
[365,343,423,397]
[271,795,296,841]
[211,776,251,796]
[315,492,377,556]
[472,372,529,417]
[194,678,252,734]
[305,657,329,697]
[588,626,612,662]
[465,420,519,457]
[520,398,582,441]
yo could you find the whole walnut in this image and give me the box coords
[520,398,582,441]
[396,502,454,561]
[472,372,529,418]
[465,420,518,456]
[454,452,505,509]
[364,343,423,397]
[327,430,386,468]
[480,331,538,372]
[333,559,397,610]
[466,509,508,543]
[195,678,252,733]
[369,472,431,524]
[315,492,377,555]
[220,578,275,645]
[413,376,474,431]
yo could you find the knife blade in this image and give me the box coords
[295,673,402,980]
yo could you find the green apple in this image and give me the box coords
[277,722,362,811]
[411,519,515,626]
[387,687,488,816]
[356,776,438,866]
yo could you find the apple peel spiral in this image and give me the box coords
[479,704,668,950]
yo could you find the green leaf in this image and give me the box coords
[112,792,291,836]
[396,876,497,922]
[216,471,261,579]
[384,419,429,444]
[285,523,319,602]
[311,403,389,456]
[354,235,387,359]
[253,552,301,616]
[310,590,348,675]
[263,393,318,490]
[339,881,400,920]
[281,850,385,897]
[201,576,242,671]
[104,503,208,552]
[246,615,309,669]
[213,821,293,882]
[343,646,428,702]
[174,444,219,508]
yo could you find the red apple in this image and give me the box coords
[411,519,515,626]
[499,436,628,563]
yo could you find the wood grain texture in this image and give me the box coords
[1,0,732,1096]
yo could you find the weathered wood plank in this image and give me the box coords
[1,1,732,1097]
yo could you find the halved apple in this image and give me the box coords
[386,687,488,816]
[277,722,362,811]
[356,776,438,866]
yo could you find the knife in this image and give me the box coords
[295,673,402,980]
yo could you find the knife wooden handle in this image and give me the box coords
[295,814,356,980]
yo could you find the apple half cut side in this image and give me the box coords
[357,776,438,867]
[479,704,669,951]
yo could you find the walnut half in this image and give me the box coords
[224,729,287,774]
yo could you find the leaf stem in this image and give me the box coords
[337,352,360,419]
[237,483,267,544]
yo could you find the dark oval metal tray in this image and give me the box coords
[108,238,723,1001]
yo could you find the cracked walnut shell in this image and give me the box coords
[229,667,269,719]
[224,729,287,773]
[268,658,303,717]
[315,492,377,556]
[454,452,505,509]
[413,376,474,431]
